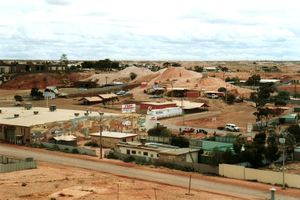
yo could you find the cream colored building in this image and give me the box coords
[117,142,199,163]
[0,107,119,144]
[90,131,137,148]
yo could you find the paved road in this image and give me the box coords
[0,145,297,200]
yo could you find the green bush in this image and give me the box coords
[71,148,79,154]
[84,141,99,147]
[52,145,60,151]
[123,155,135,163]
[106,151,118,159]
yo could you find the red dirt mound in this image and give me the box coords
[0,72,90,90]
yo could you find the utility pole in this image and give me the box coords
[99,112,104,159]
[279,136,286,189]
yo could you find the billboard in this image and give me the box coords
[122,104,136,113]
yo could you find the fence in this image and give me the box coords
[136,135,171,144]
[0,155,37,173]
[219,164,300,189]
[42,142,96,156]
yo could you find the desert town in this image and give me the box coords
[0,59,300,199]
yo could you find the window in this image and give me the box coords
[150,154,153,158]
[132,150,136,155]
[157,154,159,158]
[138,151,141,154]
[126,149,130,155]
[143,152,148,156]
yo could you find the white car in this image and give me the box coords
[225,123,240,132]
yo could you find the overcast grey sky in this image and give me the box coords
[0,0,299,60]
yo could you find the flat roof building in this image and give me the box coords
[0,106,118,144]
[117,142,199,163]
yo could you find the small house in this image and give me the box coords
[49,135,77,146]
[90,131,137,148]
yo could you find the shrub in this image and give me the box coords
[52,144,60,151]
[123,155,135,163]
[71,148,79,154]
[129,72,137,80]
[106,151,118,159]
[84,141,99,147]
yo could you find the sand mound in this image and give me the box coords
[119,66,153,76]
[130,67,252,98]
[195,77,252,97]
[82,67,154,85]
[147,67,202,87]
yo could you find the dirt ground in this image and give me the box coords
[179,101,257,131]
[0,162,245,200]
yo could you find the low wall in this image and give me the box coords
[42,142,96,156]
[219,164,300,189]
[0,155,37,173]
[0,161,37,173]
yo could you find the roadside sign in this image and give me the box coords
[247,123,253,133]
[122,104,136,113]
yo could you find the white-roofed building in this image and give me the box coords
[0,106,118,145]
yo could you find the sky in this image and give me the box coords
[0,0,299,60]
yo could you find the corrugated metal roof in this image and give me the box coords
[172,100,208,109]
[54,135,77,141]
[98,94,118,99]
[90,131,137,139]
[79,96,103,102]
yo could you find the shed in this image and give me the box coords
[49,135,77,146]
[171,100,208,113]
[159,148,200,163]
[78,96,103,105]
[98,94,119,105]
[279,114,298,124]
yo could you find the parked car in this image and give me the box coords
[225,123,240,132]
[207,94,219,99]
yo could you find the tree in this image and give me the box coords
[226,93,236,104]
[274,91,290,106]
[286,125,300,143]
[147,125,171,137]
[170,135,189,147]
[60,54,68,64]
[129,72,137,80]
[265,132,280,163]
[14,95,23,102]
[250,84,274,108]
[218,87,227,93]
[30,88,44,100]
[194,66,204,73]
[246,74,261,86]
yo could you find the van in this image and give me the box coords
[225,123,240,132]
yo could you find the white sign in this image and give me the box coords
[122,120,131,126]
[122,104,136,113]
[247,123,253,133]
